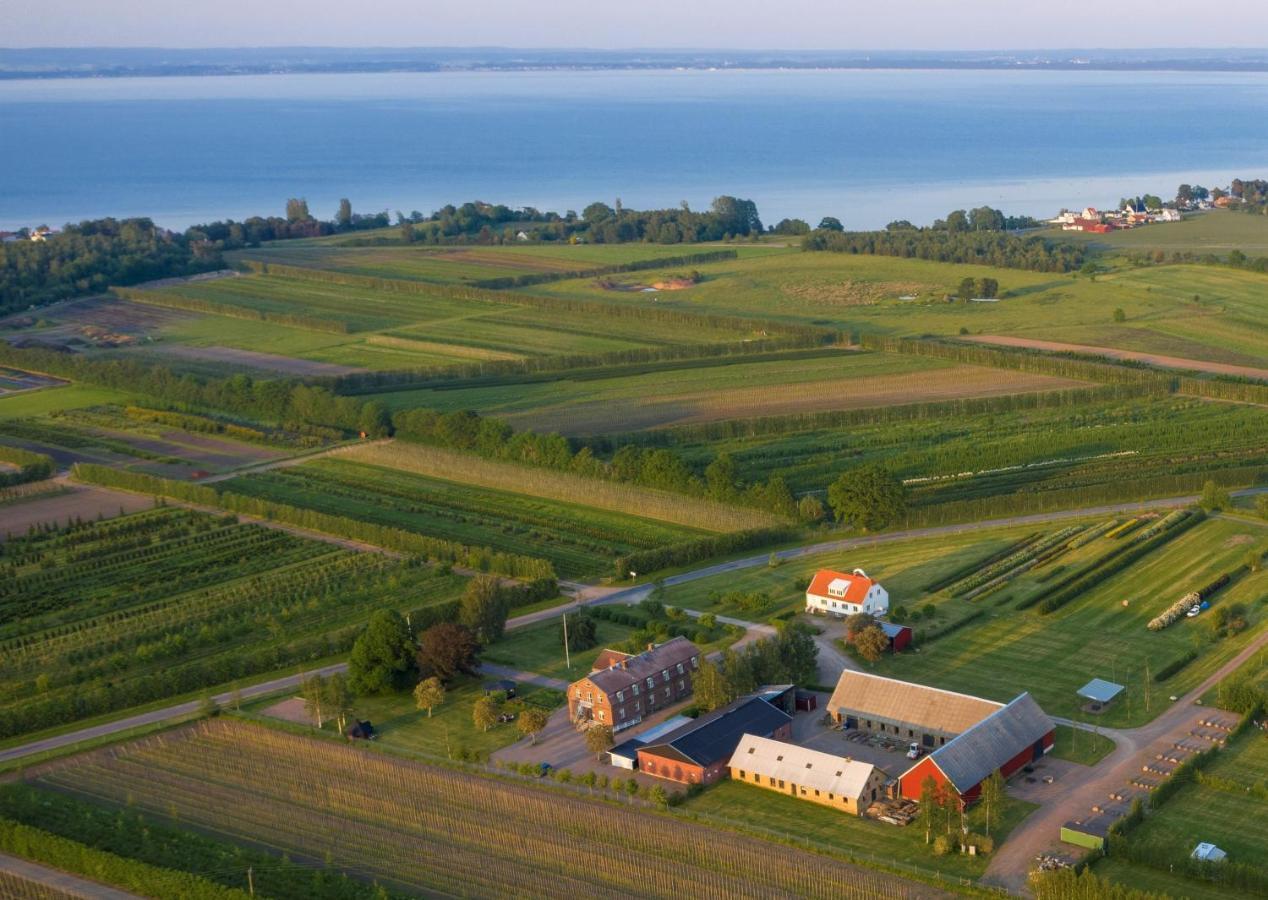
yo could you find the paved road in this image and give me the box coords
[6,487,1262,769]
[981,625,1268,894]
[0,661,349,766]
[0,850,141,898]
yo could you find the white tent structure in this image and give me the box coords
[1191,842,1227,862]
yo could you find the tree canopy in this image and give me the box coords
[827,464,908,531]
[348,610,417,694]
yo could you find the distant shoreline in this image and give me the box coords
[5,47,1268,80]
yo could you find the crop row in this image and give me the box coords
[947,524,1088,598]
[36,720,922,899]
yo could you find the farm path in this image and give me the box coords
[0,850,142,899]
[981,623,1268,895]
[478,663,569,692]
[963,334,1268,381]
[199,436,390,483]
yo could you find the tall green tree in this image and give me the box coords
[517,706,550,745]
[693,659,735,713]
[348,610,416,694]
[827,464,907,531]
[459,575,510,644]
[336,198,353,227]
[980,770,1005,836]
[285,198,310,222]
[918,776,939,844]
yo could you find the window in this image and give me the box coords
[776,755,784,762]
[814,789,820,797]
[778,780,785,788]
[677,679,685,692]
[662,670,670,683]
[805,763,813,769]
[676,663,684,675]
[646,677,654,689]
[632,684,639,696]
[635,701,641,711]
[616,690,625,703]
[690,656,699,669]
[597,710,605,721]
[800,788,807,796]
[828,793,834,801]
[739,770,746,779]
[663,688,670,699]
[619,707,626,719]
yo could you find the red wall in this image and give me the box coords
[897,729,1055,804]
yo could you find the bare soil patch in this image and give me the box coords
[129,269,240,290]
[260,696,315,726]
[965,335,1268,381]
[782,280,933,307]
[146,343,366,377]
[0,484,152,539]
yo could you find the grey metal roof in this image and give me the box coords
[923,693,1055,793]
[640,696,792,768]
[1076,678,1125,704]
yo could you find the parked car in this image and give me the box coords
[1186,606,1201,618]
[906,742,923,760]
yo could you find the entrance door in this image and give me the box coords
[845,715,858,729]
[1033,738,1045,761]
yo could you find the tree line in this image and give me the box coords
[0,217,223,313]
[803,222,1084,272]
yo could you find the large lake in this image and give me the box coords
[2,68,1266,231]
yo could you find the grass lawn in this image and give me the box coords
[331,677,565,761]
[869,517,1268,727]
[681,778,1036,883]
[1092,858,1234,900]
[484,618,636,682]
[1048,724,1116,766]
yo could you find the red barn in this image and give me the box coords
[879,621,912,653]
[897,693,1054,806]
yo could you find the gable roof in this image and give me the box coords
[640,696,792,768]
[828,670,1002,736]
[807,569,877,604]
[728,733,880,800]
[917,693,1054,793]
[582,636,699,697]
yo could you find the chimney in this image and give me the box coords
[647,642,656,652]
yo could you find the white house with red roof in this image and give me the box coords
[805,568,888,618]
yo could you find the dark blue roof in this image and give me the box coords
[641,696,792,767]
[609,739,643,760]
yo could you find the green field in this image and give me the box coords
[368,349,1084,434]
[640,394,1268,504]
[530,243,1268,366]
[482,617,636,682]
[681,777,1037,883]
[230,239,771,285]
[661,515,1267,726]
[0,506,465,740]
[1051,209,1268,255]
[222,458,708,578]
[0,384,135,420]
[1097,725,1268,898]
[1048,724,1116,766]
[868,516,1268,726]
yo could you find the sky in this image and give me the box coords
[7,0,1267,50]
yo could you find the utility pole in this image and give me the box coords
[1144,659,1152,714]
[563,607,571,672]
[247,867,254,897]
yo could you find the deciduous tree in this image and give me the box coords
[417,622,481,683]
[517,706,550,745]
[473,696,499,732]
[413,676,446,718]
[827,464,907,531]
[348,610,417,694]
[585,724,614,760]
[460,575,510,644]
[853,625,890,664]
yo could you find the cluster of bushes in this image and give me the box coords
[122,405,341,448]
[946,525,1084,599]
[0,446,54,487]
[588,598,732,650]
[1148,568,1231,631]
[71,464,555,580]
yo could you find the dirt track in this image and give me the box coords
[964,334,1268,381]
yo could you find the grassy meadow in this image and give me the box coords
[1050,209,1268,255]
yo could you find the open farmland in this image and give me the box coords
[230,239,766,284]
[868,515,1268,726]
[534,246,1268,367]
[220,456,724,578]
[638,393,1268,507]
[28,719,932,899]
[0,507,465,740]
[118,270,764,371]
[0,405,297,476]
[370,350,1086,434]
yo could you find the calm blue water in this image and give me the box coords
[1,69,1267,231]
